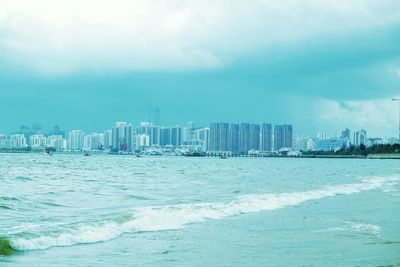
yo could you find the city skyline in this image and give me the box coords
[1,118,397,154]
[0,117,396,140]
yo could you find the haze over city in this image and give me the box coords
[1,0,400,137]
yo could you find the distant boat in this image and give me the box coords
[83,151,90,156]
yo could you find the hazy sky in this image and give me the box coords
[1,0,400,137]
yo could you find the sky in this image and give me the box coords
[0,0,400,137]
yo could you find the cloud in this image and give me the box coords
[314,97,400,136]
[1,0,400,74]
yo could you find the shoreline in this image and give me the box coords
[0,150,399,159]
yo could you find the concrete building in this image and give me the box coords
[47,135,67,151]
[354,129,367,146]
[274,124,293,151]
[10,134,27,149]
[112,122,134,152]
[103,130,113,149]
[68,130,85,151]
[209,123,230,152]
[261,123,272,151]
[314,138,344,151]
[29,134,46,149]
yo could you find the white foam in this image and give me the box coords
[318,222,381,237]
[10,175,399,251]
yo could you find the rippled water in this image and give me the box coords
[0,154,399,266]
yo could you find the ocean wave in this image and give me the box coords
[8,175,399,251]
[317,222,381,237]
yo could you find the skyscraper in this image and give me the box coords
[249,124,261,151]
[274,124,293,150]
[354,129,367,146]
[103,129,113,149]
[239,123,251,153]
[112,122,134,152]
[171,126,182,148]
[228,124,240,153]
[10,134,27,149]
[261,123,272,151]
[160,126,172,147]
[209,123,229,151]
[341,128,351,140]
[68,130,84,151]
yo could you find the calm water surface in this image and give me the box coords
[0,154,399,266]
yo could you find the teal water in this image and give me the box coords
[0,154,399,266]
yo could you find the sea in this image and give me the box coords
[0,153,399,266]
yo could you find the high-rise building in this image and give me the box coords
[171,126,182,148]
[160,127,172,147]
[354,129,367,146]
[341,128,351,140]
[47,135,67,151]
[249,124,261,151]
[10,134,27,149]
[103,130,113,149]
[68,130,84,151]
[228,124,240,153]
[261,123,272,151]
[29,134,46,149]
[112,122,134,152]
[0,134,9,149]
[190,127,210,152]
[274,124,293,150]
[239,123,251,153]
[150,125,160,146]
[209,123,229,151]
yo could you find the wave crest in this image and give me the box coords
[8,176,399,251]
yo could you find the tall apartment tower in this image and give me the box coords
[274,124,293,151]
[261,123,272,151]
[112,122,134,152]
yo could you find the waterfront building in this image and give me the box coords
[239,123,251,153]
[29,134,46,149]
[160,127,171,147]
[354,129,367,146]
[261,123,272,151]
[47,135,67,151]
[136,134,150,149]
[274,124,293,151]
[314,138,344,152]
[209,123,229,152]
[0,134,9,149]
[68,130,84,151]
[250,124,261,151]
[190,127,210,152]
[150,125,160,146]
[171,126,182,148]
[293,137,313,152]
[317,132,327,140]
[112,122,134,152]
[103,130,113,149]
[228,124,240,153]
[10,134,27,149]
[340,128,351,148]
[341,128,351,140]
[83,133,104,151]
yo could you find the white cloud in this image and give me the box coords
[0,0,399,74]
[314,97,400,137]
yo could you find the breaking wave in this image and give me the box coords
[7,175,399,251]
